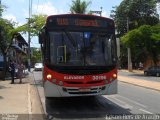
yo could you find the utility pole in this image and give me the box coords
[91,7,103,16]
[127,17,132,72]
[28,0,32,72]
[0,0,2,17]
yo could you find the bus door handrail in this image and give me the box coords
[57,45,66,63]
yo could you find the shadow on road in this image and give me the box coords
[45,96,132,120]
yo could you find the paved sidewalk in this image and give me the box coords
[0,71,44,120]
[0,76,31,114]
[118,70,160,92]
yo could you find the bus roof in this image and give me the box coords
[46,14,114,22]
[44,14,115,32]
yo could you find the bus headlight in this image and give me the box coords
[113,74,117,78]
[47,74,52,79]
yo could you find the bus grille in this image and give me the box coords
[62,86,105,95]
[64,80,103,85]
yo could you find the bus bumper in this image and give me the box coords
[44,80,117,97]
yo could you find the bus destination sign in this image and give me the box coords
[56,18,99,27]
[47,16,114,29]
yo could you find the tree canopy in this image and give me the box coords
[14,14,47,37]
[0,4,6,17]
[70,0,91,14]
[121,24,160,65]
[0,18,15,55]
[111,0,159,36]
[0,18,17,79]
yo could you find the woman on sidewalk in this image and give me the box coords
[17,62,25,84]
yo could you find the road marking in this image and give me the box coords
[106,96,133,109]
[139,108,153,114]
[117,95,147,108]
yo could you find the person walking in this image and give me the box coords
[9,60,16,84]
[17,62,25,84]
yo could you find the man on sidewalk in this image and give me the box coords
[9,60,16,84]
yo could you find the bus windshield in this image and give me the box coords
[49,31,116,66]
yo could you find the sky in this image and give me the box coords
[1,0,122,48]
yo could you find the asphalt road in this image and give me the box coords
[33,71,160,120]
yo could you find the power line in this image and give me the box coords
[40,0,46,14]
[40,0,48,14]
[36,0,40,14]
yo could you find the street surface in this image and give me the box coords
[33,70,160,120]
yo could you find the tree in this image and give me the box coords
[0,18,15,79]
[31,48,42,65]
[0,3,6,17]
[13,14,46,70]
[29,14,47,36]
[111,0,159,36]
[70,0,91,14]
[121,24,160,67]
[14,14,47,37]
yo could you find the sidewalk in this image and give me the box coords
[0,75,31,114]
[118,70,160,92]
[0,71,44,120]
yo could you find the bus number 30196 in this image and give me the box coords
[92,76,107,80]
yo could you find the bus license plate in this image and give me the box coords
[79,88,90,92]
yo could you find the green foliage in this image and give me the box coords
[0,4,6,16]
[0,18,16,79]
[29,14,47,36]
[121,24,160,65]
[12,24,28,35]
[0,18,15,54]
[111,0,159,36]
[70,0,91,14]
[14,14,47,37]
[31,48,42,64]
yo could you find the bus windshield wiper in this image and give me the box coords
[64,31,76,48]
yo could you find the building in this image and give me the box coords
[9,33,28,63]
[0,33,28,78]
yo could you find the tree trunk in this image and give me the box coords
[1,54,8,80]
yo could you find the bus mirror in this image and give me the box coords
[39,33,43,44]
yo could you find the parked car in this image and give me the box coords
[34,63,43,71]
[144,66,160,77]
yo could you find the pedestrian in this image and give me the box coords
[17,62,25,84]
[139,62,143,70]
[9,60,16,84]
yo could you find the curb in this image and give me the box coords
[32,72,45,114]
[27,72,45,120]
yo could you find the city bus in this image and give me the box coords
[39,14,118,97]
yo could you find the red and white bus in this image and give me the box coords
[39,14,117,97]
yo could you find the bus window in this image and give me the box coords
[49,31,116,66]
